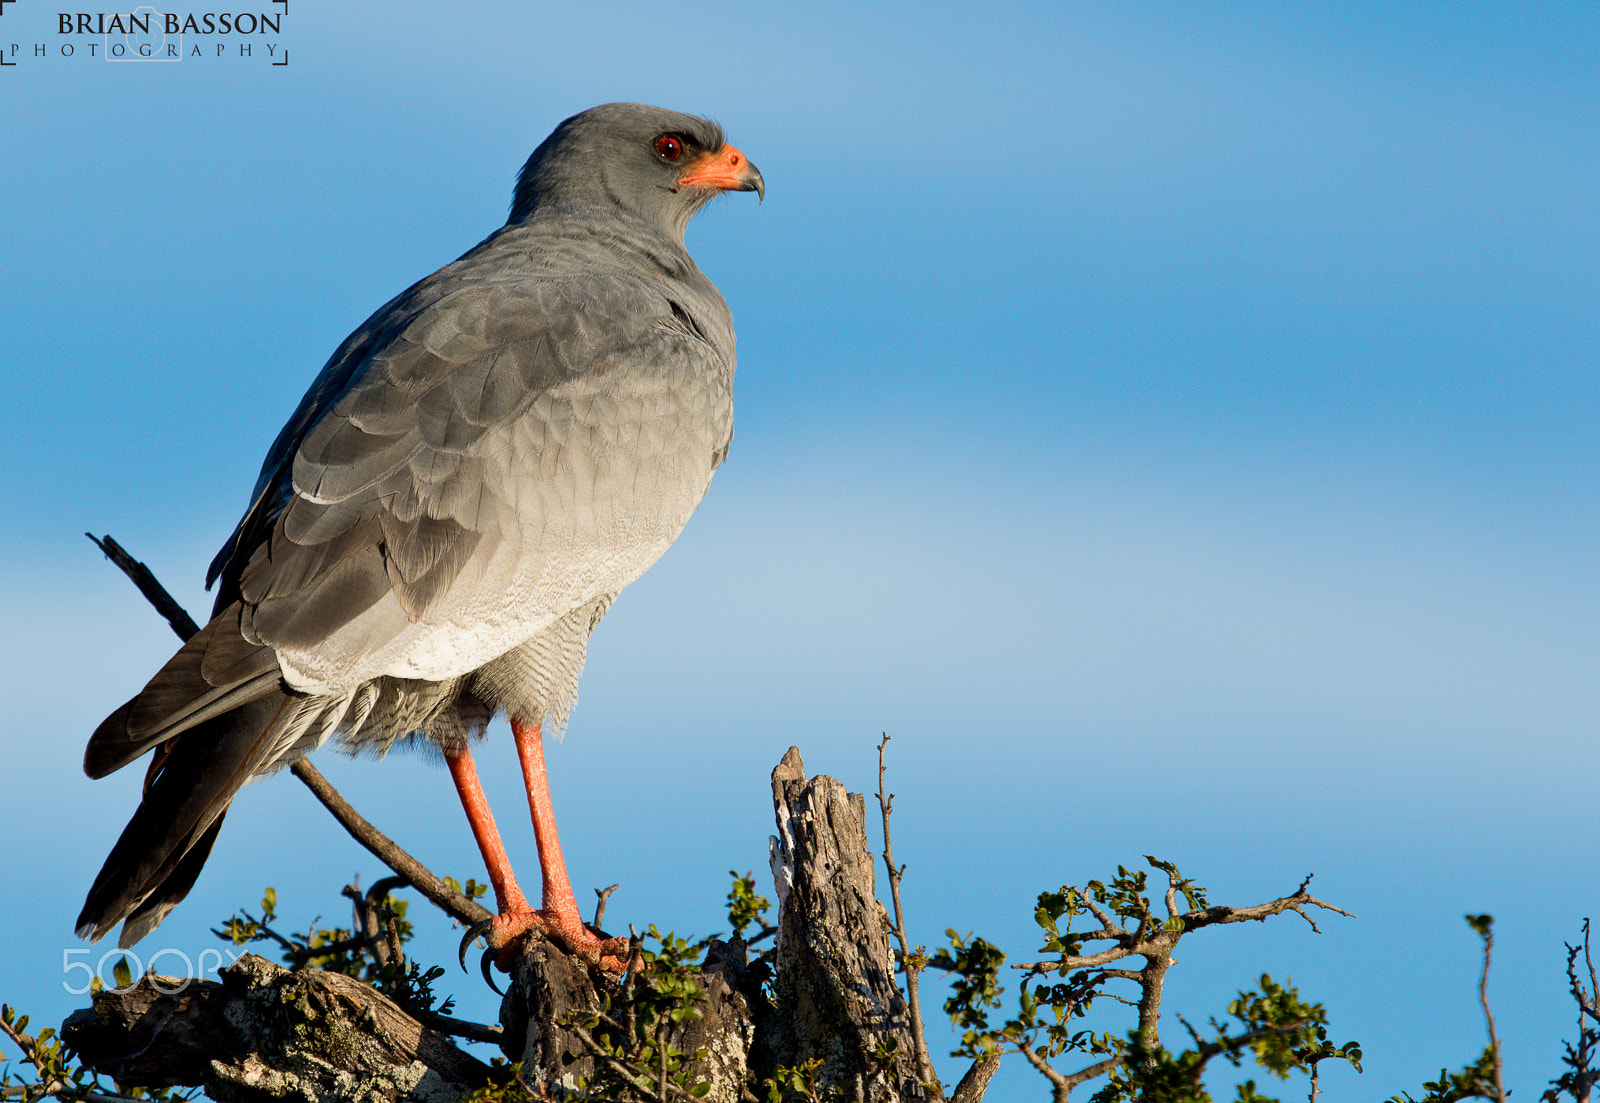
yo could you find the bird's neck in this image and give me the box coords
[508,201,700,281]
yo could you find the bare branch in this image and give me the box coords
[345,874,411,969]
[1587,917,1599,1021]
[1010,944,1149,974]
[1016,1039,1072,1102]
[951,1053,1003,1103]
[87,533,202,641]
[1014,1042,1123,1103]
[1558,919,1600,1103]
[1078,896,1123,936]
[413,1010,503,1045]
[1095,969,1144,985]
[561,1018,696,1103]
[1474,918,1508,1103]
[1572,917,1600,1028]
[1201,1019,1311,1062]
[1175,878,1353,935]
[876,733,940,1094]
[291,759,493,929]
[1060,1054,1123,1096]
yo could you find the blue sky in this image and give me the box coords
[2,2,1597,1099]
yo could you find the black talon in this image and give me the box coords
[459,916,495,972]
[480,946,504,994]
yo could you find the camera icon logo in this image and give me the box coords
[105,6,181,62]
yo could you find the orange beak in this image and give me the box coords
[677,143,765,201]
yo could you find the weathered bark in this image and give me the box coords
[65,749,964,1103]
[766,746,928,1102]
[62,953,492,1103]
[496,933,759,1101]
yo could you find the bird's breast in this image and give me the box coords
[271,349,731,693]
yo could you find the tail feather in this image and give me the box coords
[84,603,280,781]
[77,693,314,945]
[114,812,228,948]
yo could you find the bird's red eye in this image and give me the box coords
[654,135,683,161]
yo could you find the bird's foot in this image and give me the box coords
[460,907,631,986]
[491,907,631,971]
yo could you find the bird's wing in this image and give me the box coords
[212,253,734,693]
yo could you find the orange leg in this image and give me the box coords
[444,743,532,916]
[510,717,584,927]
[445,724,628,972]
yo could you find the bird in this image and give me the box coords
[76,102,763,970]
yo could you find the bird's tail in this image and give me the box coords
[76,691,332,947]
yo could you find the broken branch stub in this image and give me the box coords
[768,746,927,1101]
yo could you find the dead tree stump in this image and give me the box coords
[497,933,759,1101]
[65,749,956,1103]
[765,746,927,1102]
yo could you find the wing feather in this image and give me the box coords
[209,228,735,692]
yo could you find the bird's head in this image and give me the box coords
[509,103,763,236]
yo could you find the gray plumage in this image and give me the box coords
[79,103,762,947]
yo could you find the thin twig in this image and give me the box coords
[876,733,939,1093]
[560,1016,700,1103]
[212,909,328,960]
[656,1014,667,1103]
[414,1010,503,1045]
[291,759,492,928]
[1475,918,1508,1103]
[1175,1011,1206,1052]
[1015,1040,1072,1103]
[383,916,406,970]
[1562,918,1600,1103]
[87,533,202,640]
[1012,876,1354,975]
[1583,917,1600,1026]
[349,875,410,968]
[594,883,620,930]
[1060,1054,1123,1097]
